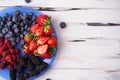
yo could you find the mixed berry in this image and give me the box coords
[0,9,57,80]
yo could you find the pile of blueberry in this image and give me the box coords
[0,10,37,46]
[9,54,48,80]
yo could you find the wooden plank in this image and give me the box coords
[35,69,113,80]
[0,0,120,8]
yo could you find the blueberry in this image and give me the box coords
[20,34,23,39]
[23,31,27,35]
[15,10,20,16]
[12,24,18,29]
[7,21,13,27]
[46,78,51,80]
[7,16,12,21]
[20,22,24,27]
[23,13,28,19]
[8,31,14,36]
[0,21,4,26]
[0,33,4,37]
[11,41,16,46]
[0,16,2,21]
[25,0,31,3]
[14,28,19,33]
[32,15,37,21]
[28,12,33,19]
[5,13,10,17]
[9,37,15,42]
[32,21,37,25]
[20,27,24,32]
[12,16,17,23]
[20,40,25,46]
[2,28,9,34]
[60,22,66,28]
[16,37,20,43]
[2,16,7,22]
[24,24,29,29]
[5,33,11,39]
[23,19,29,24]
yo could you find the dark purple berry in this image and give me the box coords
[60,22,66,28]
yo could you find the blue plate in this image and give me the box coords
[0,6,57,80]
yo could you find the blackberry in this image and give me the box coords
[9,68,16,80]
[18,73,26,80]
[30,54,42,65]
[16,65,23,73]
[36,62,48,71]
[26,60,34,71]
[29,70,40,77]
[23,73,30,79]
[46,78,51,80]
[19,57,26,67]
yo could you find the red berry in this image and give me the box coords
[0,45,7,54]
[8,64,14,70]
[0,42,4,46]
[2,50,9,57]
[15,48,20,54]
[5,55,12,62]
[0,58,7,64]
[9,48,16,54]
[11,54,16,61]
[4,39,11,45]
[0,64,6,69]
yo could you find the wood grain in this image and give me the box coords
[0,0,120,80]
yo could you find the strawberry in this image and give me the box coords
[24,32,33,43]
[40,50,52,59]
[0,64,6,69]
[44,25,53,35]
[35,26,44,36]
[9,48,16,54]
[37,14,51,26]
[29,40,37,51]
[37,44,48,55]
[23,44,32,54]
[47,36,57,47]
[37,36,49,45]
[33,49,40,56]
[30,24,40,33]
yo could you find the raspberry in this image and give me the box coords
[4,39,11,45]
[0,64,6,69]
[5,54,12,62]
[15,48,20,54]
[8,64,14,70]
[11,54,16,61]
[9,48,16,54]
[2,50,9,57]
[1,57,7,64]
[0,41,4,46]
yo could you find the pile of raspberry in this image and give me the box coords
[0,37,20,70]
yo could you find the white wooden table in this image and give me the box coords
[0,0,120,80]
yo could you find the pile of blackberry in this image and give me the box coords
[9,54,48,80]
[0,10,37,46]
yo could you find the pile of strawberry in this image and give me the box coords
[23,14,57,59]
[0,37,20,70]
